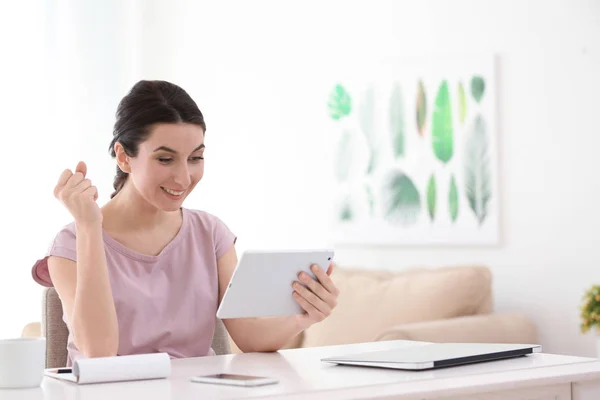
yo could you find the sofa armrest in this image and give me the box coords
[22,322,42,338]
[374,313,538,344]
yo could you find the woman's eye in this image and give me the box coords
[158,158,173,163]
[189,156,204,162]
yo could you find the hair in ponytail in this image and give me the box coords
[111,166,129,199]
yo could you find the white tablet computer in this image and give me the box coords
[216,249,335,319]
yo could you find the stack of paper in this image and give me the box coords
[44,353,171,384]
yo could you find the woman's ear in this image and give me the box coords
[114,142,132,173]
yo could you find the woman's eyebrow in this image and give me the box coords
[153,144,205,154]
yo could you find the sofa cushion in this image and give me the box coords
[302,265,492,348]
[374,313,538,344]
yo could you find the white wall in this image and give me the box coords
[139,0,600,357]
[0,0,49,339]
[2,0,599,358]
[0,0,140,340]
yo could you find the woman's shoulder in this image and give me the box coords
[184,208,229,227]
[49,221,78,245]
[184,208,236,254]
[32,222,78,287]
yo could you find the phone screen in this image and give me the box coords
[205,373,265,381]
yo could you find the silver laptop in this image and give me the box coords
[321,343,542,370]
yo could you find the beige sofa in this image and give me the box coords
[229,265,538,352]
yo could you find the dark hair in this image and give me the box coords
[108,80,206,198]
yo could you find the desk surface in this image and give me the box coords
[6,340,600,400]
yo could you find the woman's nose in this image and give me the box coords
[174,163,192,187]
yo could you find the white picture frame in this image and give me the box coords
[327,55,500,246]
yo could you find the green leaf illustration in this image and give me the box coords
[458,81,467,125]
[381,171,421,225]
[359,85,378,173]
[449,174,459,223]
[470,76,485,103]
[427,174,436,221]
[365,185,375,216]
[432,80,454,163]
[416,80,427,136]
[328,84,352,120]
[465,114,491,225]
[339,197,353,221]
[389,83,406,158]
[334,130,355,182]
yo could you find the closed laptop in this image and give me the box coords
[321,343,542,370]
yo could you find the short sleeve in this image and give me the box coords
[32,225,77,287]
[213,217,237,260]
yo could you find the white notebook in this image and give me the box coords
[44,353,171,384]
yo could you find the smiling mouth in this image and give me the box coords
[161,187,186,196]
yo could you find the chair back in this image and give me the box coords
[42,287,69,368]
[41,287,231,368]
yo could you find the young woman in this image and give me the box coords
[32,80,339,366]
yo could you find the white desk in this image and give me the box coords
[5,340,600,400]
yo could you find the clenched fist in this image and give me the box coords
[54,161,102,225]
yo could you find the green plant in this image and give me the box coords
[580,285,600,333]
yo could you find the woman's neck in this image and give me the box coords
[101,182,180,232]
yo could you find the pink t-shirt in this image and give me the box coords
[31,208,236,366]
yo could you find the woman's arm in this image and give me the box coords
[48,222,119,358]
[218,246,339,352]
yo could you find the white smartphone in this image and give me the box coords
[190,373,279,387]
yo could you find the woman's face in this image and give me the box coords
[127,123,205,212]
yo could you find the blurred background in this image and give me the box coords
[1,0,599,357]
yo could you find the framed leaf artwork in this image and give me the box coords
[327,55,499,245]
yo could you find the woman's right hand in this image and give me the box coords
[54,161,102,225]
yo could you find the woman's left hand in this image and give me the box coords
[292,263,340,330]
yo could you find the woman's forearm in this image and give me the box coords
[72,222,119,357]
[230,316,305,353]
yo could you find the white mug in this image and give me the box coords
[0,338,46,389]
